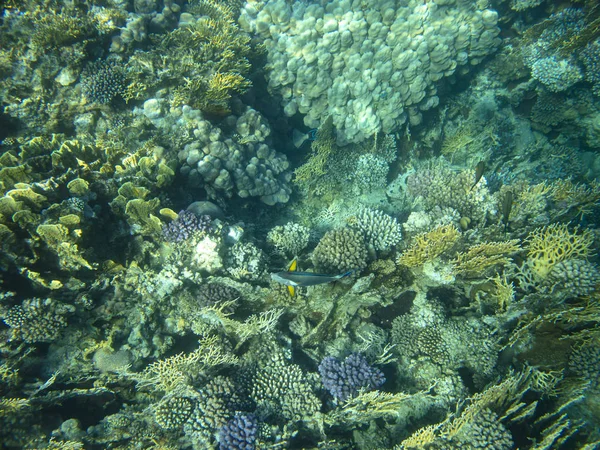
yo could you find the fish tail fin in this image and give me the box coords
[287,285,296,298]
[288,258,298,272]
[339,270,354,279]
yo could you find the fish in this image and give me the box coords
[292,128,318,149]
[470,160,486,190]
[271,258,353,297]
[502,191,513,231]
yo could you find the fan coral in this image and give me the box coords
[526,224,594,280]
[397,224,460,268]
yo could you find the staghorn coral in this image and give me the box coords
[397,224,460,268]
[312,228,368,274]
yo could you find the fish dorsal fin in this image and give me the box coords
[288,258,298,272]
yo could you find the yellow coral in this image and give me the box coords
[489,274,516,312]
[453,239,521,276]
[526,224,595,280]
[397,224,460,267]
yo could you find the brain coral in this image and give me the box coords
[240,0,501,144]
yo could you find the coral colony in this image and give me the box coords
[1,0,600,448]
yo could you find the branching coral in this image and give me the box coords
[134,336,238,392]
[453,240,521,277]
[397,224,460,268]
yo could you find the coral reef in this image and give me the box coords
[2,0,600,449]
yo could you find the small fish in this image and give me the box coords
[292,128,318,149]
[502,191,513,231]
[470,161,486,190]
[271,258,353,297]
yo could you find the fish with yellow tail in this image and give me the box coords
[270,258,354,297]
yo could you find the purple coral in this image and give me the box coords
[218,413,257,450]
[318,353,386,402]
[162,210,211,242]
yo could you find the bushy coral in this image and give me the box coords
[312,228,368,274]
[196,283,241,307]
[352,154,389,192]
[217,413,258,450]
[162,210,211,243]
[568,341,600,387]
[1,298,71,343]
[391,301,498,384]
[226,242,267,281]
[445,408,514,449]
[81,59,127,104]
[250,351,320,422]
[154,396,195,431]
[580,38,600,96]
[318,353,385,402]
[405,163,495,226]
[184,376,249,445]
[543,259,600,297]
[240,0,501,144]
[530,56,583,92]
[348,207,402,256]
[267,222,311,257]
